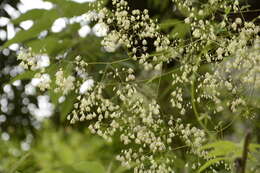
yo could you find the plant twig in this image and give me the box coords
[241,131,251,173]
[235,131,251,173]
[10,152,31,173]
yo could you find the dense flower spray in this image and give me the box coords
[17,0,259,172]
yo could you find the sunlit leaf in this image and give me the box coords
[197,157,228,173]
[200,140,240,158]
[59,92,76,121]
[12,9,47,24]
[74,161,106,173]
[170,23,190,38]
[9,70,38,84]
[2,9,59,48]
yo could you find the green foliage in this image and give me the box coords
[12,9,48,24]
[3,9,59,48]
[1,0,101,51]
[160,19,190,38]
[1,0,260,172]
[0,121,124,173]
[198,140,260,172]
[8,70,39,84]
[197,158,228,173]
[200,141,240,158]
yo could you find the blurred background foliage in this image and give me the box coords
[0,121,127,173]
[0,0,260,172]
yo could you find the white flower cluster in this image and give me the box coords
[74,55,89,80]
[199,36,260,117]
[170,0,260,119]
[17,48,53,92]
[167,0,259,170]
[69,84,167,169]
[17,48,39,71]
[68,84,121,141]
[68,81,207,172]
[173,119,206,155]
[34,73,51,92]
[15,0,260,172]
[55,69,76,95]
[95,0,171,70]
[17,48,49,71]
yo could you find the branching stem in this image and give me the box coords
[241,131,251,173]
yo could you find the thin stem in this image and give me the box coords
[241,131,251,173]
[10,152,31,173]
[86,57,131,65]
[234,131,251,173]
[191,75,212,137]
[145,67,181,84]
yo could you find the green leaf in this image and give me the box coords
[10,153,31,173]
[26,36,73,57]
[225,6,231,14]
[45,0,93,17]
[37,165,82,173]
[47,64,60,106]
[74,161,106,173]
[12,9,47,24]
[200,141,239,158]
[58,2,92,17]
[197,157,228,173]
[170,23,190,38]
[9,70,38,84]
[200,141,237,150]
[160,19,182,30]
[2,9,59,49]
[59,92,76,121]
[114,166,130,173]
[250,143,260,152]
[148,0,170,12]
